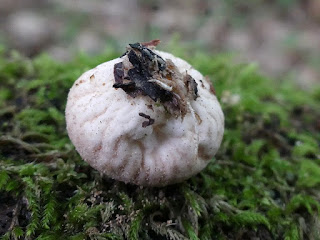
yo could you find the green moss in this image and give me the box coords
[0,45,319,239]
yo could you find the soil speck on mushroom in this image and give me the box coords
[139,112,155,128]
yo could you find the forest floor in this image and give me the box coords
[0,41,319,239]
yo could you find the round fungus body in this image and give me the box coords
[66,40,224,186]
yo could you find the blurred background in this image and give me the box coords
[1,0,320,89]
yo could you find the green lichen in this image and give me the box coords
[0,45,319,240]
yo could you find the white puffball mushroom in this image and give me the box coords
[66,40,224,186]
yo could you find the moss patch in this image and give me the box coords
[0,47,319,240]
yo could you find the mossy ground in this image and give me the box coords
[0,44,320,240]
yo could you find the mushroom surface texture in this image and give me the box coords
[65,40,224,186]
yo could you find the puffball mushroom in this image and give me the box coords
[66,40,224,186]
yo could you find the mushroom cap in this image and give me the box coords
[65,50,224,186]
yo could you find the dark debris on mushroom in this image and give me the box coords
[112,40,198,118]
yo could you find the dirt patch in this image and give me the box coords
[0,192,17,235]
